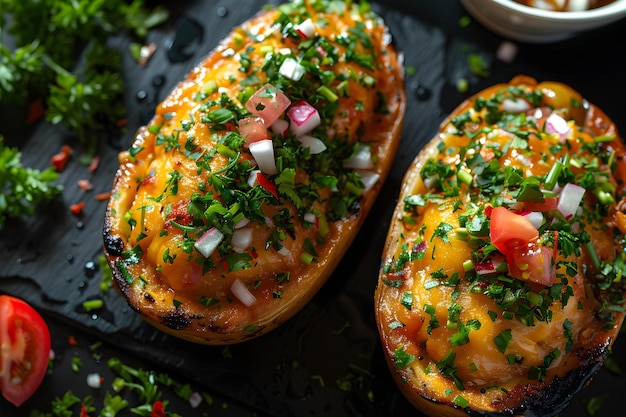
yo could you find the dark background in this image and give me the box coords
[2,0,626,416]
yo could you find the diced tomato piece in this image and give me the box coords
[51,145,73,172]
[69,201,85,216]
[239,117,270,146]
[489,206,538,257]
[245,84,291,125]
[26,99,46,124]
[506,232,558,286]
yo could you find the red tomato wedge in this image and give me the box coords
[0,295,51,407]
[489,206,539,256]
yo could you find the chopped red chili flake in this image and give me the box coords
[88,155,101,173]
[70,201,85,216]
[256,172,278,199]
[68,335,78,345]
[79,403,90,417]
[51,145,73,172]
[150,400,166,417]
[95,192,112,201]
[26,98,46,124]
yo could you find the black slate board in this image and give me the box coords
[2,1,626,416]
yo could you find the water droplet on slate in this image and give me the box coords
[216,6,227,17]
[136,90,148,102]
[413,82,431,100]
[75,221,84,230]
[84,261,97,278]
[67,254,74,264]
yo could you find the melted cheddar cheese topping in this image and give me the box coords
[105,0,404,343]
[377,76,626,413]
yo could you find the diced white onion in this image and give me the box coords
[277,246,292,257]
[231,278,257,307]
[249,140,277,175]
[356,170,380,195]
[231,228,253,253]
[304,212,317,224]
[343,143,374,169]
[86,373,101,389]
[522,211,544,229]
[502,98,530,113]
[194,227,224,258]
[271,118,289,136]
[235,217,250,229]
[279,57,306,81]
[247,169,260,188]
[557,183,585,221]
[297,135,327,154]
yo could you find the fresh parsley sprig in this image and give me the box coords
[0,0,169,152]
[0,136,63,229]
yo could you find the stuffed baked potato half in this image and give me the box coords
[103,0,405,344]
[375,75,626,416]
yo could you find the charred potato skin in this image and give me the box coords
[103,1,405,345]
[376,75,626,416]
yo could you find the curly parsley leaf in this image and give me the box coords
[0,137,63,229]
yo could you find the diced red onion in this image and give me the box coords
[557,183,585,221]
[235,216,250,229]
[279,57,306,81]
[189,392,203,409]
[545,113,571,143]
[297,135,327,154]
[496,41,518,63]
[357,170,379,195]
[270,118,289,137]
[231,228,253,253]
[194,227,224,258]
[249,139,277,175]
[475,257,505,276]
[343,143,373,169]
[231,278,257,307]
[287,101,321,137]
[522,211,543,229]
[294,18,315,38]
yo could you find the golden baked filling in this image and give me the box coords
[103,0,405,344]
[376,76,626,416]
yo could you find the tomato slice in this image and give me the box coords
[0,295,51,407]
[489,206,539,257]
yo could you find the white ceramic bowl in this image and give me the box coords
[460,0,626,43]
